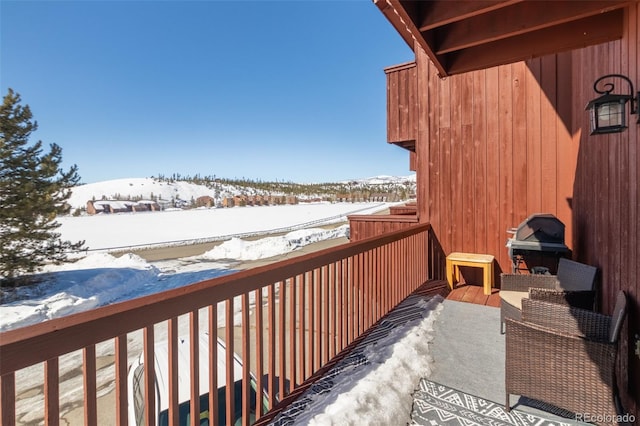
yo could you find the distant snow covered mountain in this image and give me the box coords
[350,174,416,185]
[67,174,416,211]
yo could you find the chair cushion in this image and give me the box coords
[555,258,597,291]
[609,291,627,343]
[499,290,528,310]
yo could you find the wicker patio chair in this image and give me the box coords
[505,291,628,425]
[499,257,597,333]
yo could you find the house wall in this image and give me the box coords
[414,49,576,273]
[406,3,638,414]
[570,3,639,411]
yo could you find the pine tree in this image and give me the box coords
[0,89,84,285]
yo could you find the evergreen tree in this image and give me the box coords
[0,89,84,285]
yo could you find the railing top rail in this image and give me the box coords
[0,223,430,375]
[348,214,419,223]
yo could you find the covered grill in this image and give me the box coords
[506,213,569,273]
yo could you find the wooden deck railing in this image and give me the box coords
[348,212,419,242]
[0,223,432,426]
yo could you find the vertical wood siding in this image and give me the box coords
[347,214,419,242]
[397,3,638,415]
[414,49,576,273]
[385,62,418,145]
[570,3,639,413]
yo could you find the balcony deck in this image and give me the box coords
[447,284,501,307]
[259,280,580,426]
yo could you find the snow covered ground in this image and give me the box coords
[1,197,441,425]
[58,202,384,251]
[1,202,386,331]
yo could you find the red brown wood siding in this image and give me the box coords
[348,214,419,242]
[397,2,638,415]
[570,3,639,413]
[385,62,418,147]
[413,48,576,274]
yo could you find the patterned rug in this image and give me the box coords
[411,379,574,426]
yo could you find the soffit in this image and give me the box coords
[375,0,631,76]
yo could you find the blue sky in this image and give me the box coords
[1,0,413,184]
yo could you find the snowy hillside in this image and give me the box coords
[68,178,218,210]
[67,175,416,211]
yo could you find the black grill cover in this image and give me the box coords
[514,213,565,244]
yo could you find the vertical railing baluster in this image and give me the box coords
[307,270,314,378]
[116,335,128,426]
[329,262,336,360]
[278,281,286,400]
[143,326,155,426]
[314,269,321,372]
[84,345,97,426]
[363,249,375,331]
[297,273,306,384]
[267,285,276,408]
[168,318,179,426]
[394,239,399,305]
[381,244,387,315]
[351,254,356,339]
[347,255,354,345]
[376,246,381,320]
[363,250,368,330]
[242,293,251,426]
[0,373,16,426]
[225,298,235,426]
[288,277,297,391]
[322,265,330,365]
[190,310,200,426]
[338,261,342,352]
[254,289,264,418]
[209,305,219,426]
[357,253,363,336]
[45,358,59,426]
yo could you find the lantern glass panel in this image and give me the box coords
[596,101,625,128]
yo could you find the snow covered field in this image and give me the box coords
[2,202,387,331]
[1,198,442,425]
[58,202,384,251]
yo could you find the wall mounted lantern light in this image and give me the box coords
[585,74,639,135]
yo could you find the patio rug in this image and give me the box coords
[411,379,574,426]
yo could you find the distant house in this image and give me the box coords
[268,195,285,205]
[369,193,387,202]
[86,200,161,215]
[195,196,214,208]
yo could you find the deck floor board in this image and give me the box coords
[446,283,500,307]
